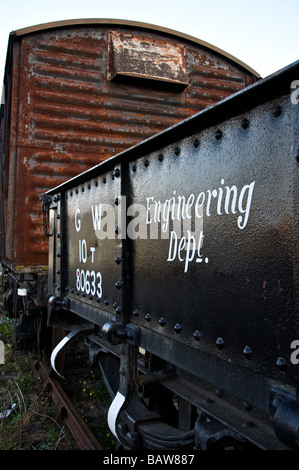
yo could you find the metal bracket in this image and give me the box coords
[48,295,70,310]
[104,323,140,446]
[270,387,299,449]
[102,321,140,346]
[40,194,53,237]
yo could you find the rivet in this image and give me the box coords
[159,317,166,326]
[70,191,73,197]
[145,314,151,322]
[273,105,282,117]
[193,138,200,149]
[116,306,121,314]
[56,214,60,219]
[113,302,117,309]
[104,299,109,305]
[174,323,181,333]
[241,118,250,130]
[57,233,60,238]
[56,269,61,275]
[71,288,74,294]
[115,281,122,289]
[243,401,253,411]
[76,189,78,194]
[96,297,101,303]
[215,129,222,140]
[115,256,121,265]
[115,226,119,235]
[132,164,137,172]
[56,252,61,258]
[82,292,85,297]
[89,294,93,300]
[57,285,61,291]
[81,187,84,192]
[103,177,106,184]
[114,168,121,178]
[174,147,181,156]
[158,154,164,162]
[88,184,91,190]
[243,345,253,358]
[144,160,149,167]
[95,181,98,187]
[133,309,139,317]
[295,150,299,165]
[115,197,119,206]
[216,337,224,349]
[276,357,287,368]
[193,330,201,340]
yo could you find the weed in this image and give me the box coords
[0,296,79,450]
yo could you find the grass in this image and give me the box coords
[0,285,115,450]
[0,285,78,450]
[0,341,79,450]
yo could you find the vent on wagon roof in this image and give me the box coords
[107,30,189,88]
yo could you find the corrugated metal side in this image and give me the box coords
[17,27,254,156]
[6,24,257,269]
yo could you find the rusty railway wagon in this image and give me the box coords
[0,19,258,350]
[45,60,299,450]
[2,19,299,451]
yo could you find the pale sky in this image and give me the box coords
[0,0,298,82]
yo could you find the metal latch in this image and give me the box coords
[102,321,139,346]
[40,194,53,237]
[48,295,69,310]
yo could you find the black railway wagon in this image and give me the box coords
[0,19,258,348]
[45,60,299,450]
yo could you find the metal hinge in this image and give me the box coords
[40,194,53,237]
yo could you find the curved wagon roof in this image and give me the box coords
[10,18,260,78]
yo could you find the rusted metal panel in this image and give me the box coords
[107,30,188,86]
[14,147,102,267]
[0,21,259,271]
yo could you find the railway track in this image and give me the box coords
[35,361,105,450]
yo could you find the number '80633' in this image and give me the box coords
[76,268,102,298]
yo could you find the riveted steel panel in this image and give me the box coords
[128,94,298,389]
[59,167,123,325]
[46,60,299,400]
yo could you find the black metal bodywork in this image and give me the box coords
[45,60,299,450]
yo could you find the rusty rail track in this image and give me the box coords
[35,361,103,450]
